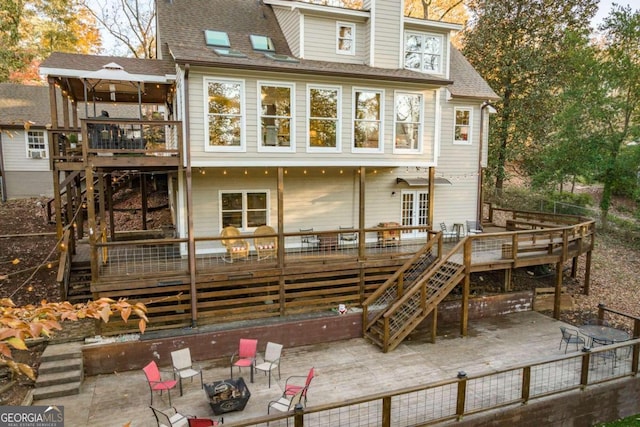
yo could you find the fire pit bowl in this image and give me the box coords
[204,377,251,415]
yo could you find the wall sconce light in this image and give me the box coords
[391,191,396,197]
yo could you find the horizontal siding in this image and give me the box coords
[1,130,50,172]
[188,68,438,166]
[273,7,300,57]
[3,171,53,198]
[372,0,402,68]
[303,16,367,64]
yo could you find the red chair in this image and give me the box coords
[188,418,223,426]
[230,339,258,381]
[143,360,178,406]
[283,367,315,405]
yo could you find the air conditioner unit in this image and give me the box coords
[29,151,42,159]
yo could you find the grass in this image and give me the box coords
[596,415,640,426]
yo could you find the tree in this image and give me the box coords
[404,0,467,23]
[461,0,598,194]
[80,0,155,58]
[0,297,147,380]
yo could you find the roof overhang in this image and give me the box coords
[396,177,452,186]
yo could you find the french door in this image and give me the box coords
[401,190,429,237]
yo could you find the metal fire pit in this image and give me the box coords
[204,377,251,415]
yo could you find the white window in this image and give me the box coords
[353,88,384,152]
[205,78,244,151]
[26,130,46,159]
[454,107,472,144]
[336,22,355,55]
[307,85,341,151]
[220,191,270,230]
[394,92,423,151]
[258,82,294,151]
[404,32,443,74]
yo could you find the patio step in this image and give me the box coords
[33,342,83,400]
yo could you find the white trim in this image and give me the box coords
[203,77,246,152]
[25,130,47,159]
[403,17,463,31]
[453,106,473,145]
[403,31,444,76]
[219,189,271,232]
[351,87,384,154]
[392,90,424,154]
[336,22,356,56]
[191,159,437,168]
[299,14,305,58]
[257,81,296,153]
[38,66,175,83]
[306,84,342,153]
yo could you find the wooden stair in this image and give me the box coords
[67,267,92,304]
[32,342,83,400]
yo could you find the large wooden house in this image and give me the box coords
[39,0,594,351]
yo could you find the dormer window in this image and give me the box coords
[404,32,443,74]
[336,22,355,55]
[250,35,275,52]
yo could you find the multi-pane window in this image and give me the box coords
[259,83,293,148]
[404,32,443,74]
[308,86,340,149]
[206,79,243,149]
[337,22,355,55]
[394,92,423,150]
[221,191,269,229]
[353,89,383,150]
[454,107,472,144]
[27,131,46,158]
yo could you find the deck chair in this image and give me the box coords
[230,338,258,380]
[254,225,277,260]
[338,226,358,248]
[439,223,457,243]
[283,367,314,406]
[267,388,305,426]
[171,348,203,396]
[220,226,250,263]
[254,342,283,388]
[466,220,483,235]
[300,228,320,250]
[591,337,616,373]
[149,406,189,427]
[188,418,223,427]
[559,326,585,353]
[143,361,178,405]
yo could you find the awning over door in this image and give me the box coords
[396,177,452,186]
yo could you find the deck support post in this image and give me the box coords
[358,166,365,259]
[141,172,148,230]
[49,78,63,239]
[571,256,578,278]
[460,272,469,337]
[98,172,106,248]
[503,268,512,292]
[431,306,438,343]
[553,261,563,319]
[106,173,115,241]
[584,251,592,295]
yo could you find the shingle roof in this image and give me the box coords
[448,47,499,100]
[157,0,452,85]
[0,84,52,128]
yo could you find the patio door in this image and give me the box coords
[401,190,429,237]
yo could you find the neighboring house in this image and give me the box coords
[154,0,498,244]
[0,84,55,200]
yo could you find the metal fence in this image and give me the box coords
[225,339,639,427]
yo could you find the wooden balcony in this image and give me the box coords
[50,118,182,170]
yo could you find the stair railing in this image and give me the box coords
[362,231,442,335]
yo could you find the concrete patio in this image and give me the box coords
[34,311,579,426]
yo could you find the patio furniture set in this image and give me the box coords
[144,339,315,426]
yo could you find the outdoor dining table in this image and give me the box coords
[579,324,630,346]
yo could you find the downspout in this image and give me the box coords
[183,64,198,328]
[0,132,6,202]
[477,101,495,223]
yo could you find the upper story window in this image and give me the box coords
[404,32,443,74]
[454,107,472,144]
[394,92,423,151]
[308,85,341,151]
[259,82,294,150]
[205,78,244,151]
[353,88,383,152]
[220,191,269,230]
[250,35,275,52]
[336,22,355,55]
[26,130,46,159]
[205,30,230,47]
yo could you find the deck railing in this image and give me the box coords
[225,339,640,427]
